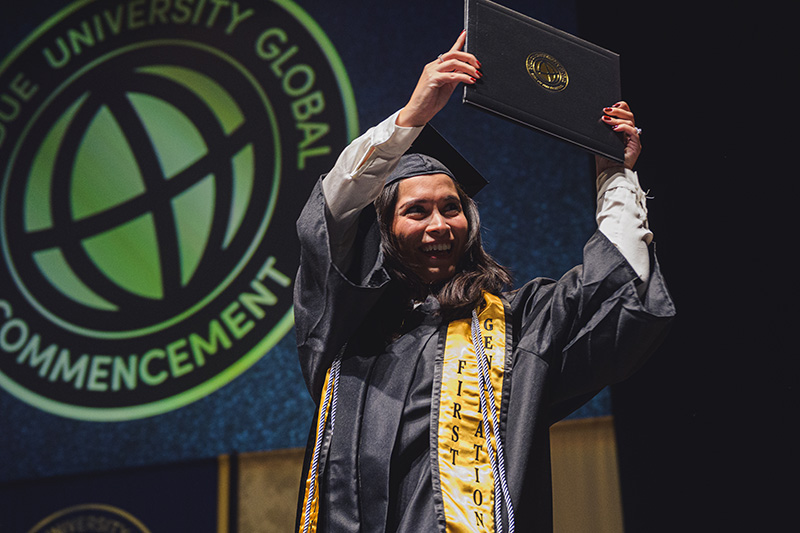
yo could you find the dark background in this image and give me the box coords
[575,1,788,530]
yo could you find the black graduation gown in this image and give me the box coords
[293,179,675,532]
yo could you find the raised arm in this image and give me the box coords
[322,31,480,269]
[295,32,482,396]
[594,102,651,285]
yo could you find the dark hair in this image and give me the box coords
[374,176,512,319]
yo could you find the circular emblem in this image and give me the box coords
[28,503,150,533]
[0,0,357,420]
[526,52,569,92]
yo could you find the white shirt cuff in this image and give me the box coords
[322,110,422,222]
[596,167,652,283]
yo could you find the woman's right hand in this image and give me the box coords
[396,30,481,128]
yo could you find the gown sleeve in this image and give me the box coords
[293,112,422,399]
[504,164,673,421]
[506,226,675,423]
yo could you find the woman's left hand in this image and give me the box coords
[595,101,641,175]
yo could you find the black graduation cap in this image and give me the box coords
[385,123,488,197]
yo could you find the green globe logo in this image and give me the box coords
[9,48,278,338]
[33,66,258,308]
[0,0,357,420]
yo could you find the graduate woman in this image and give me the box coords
[293,30,674,533]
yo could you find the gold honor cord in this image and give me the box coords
[299,357,341,533]
[438,292,512,532]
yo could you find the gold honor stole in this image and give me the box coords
[438,292,509,532]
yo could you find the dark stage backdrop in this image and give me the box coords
[0,0,625,490]
[574,2,789,530]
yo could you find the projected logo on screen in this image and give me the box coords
[0,0,357,420]
[29,504,151,533]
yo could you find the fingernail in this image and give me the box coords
[603,107,613,113]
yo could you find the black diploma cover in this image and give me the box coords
[463,0,625,162]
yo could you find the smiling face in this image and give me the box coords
[391,173,469,284]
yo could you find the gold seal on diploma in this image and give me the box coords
[526,52,569,91]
